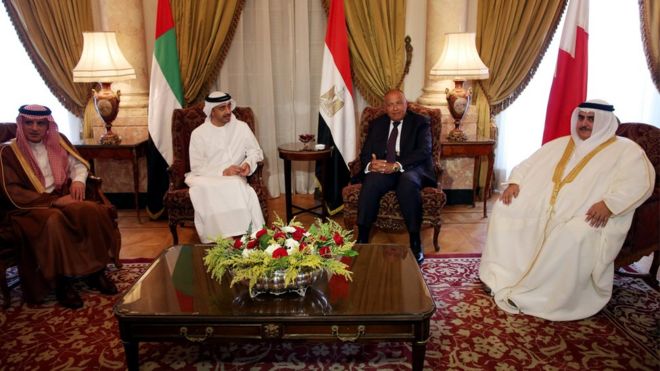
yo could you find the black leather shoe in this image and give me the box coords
[85,270,118,295]
[409,237,425,266]
[56,280,83,309]
[414,249,425,266]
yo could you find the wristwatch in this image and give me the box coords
[392,163,400,172]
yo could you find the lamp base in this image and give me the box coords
[447,126,468,142]
[445,80,471,142]
[93,82,122,145]
[99,131,122,145]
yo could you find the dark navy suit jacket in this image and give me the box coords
[356,110,436,187]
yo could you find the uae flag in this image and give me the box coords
[146,0,184,218]
[542,0,589,144]
[316,0,356,215]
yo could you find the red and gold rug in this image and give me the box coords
[0,255,657,370]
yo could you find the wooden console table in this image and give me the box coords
[441,137,495,218]
[278,143,332,222]
[72,137,148,221]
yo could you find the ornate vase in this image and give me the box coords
[235,269,324,298]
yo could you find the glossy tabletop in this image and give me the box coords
[114,243,435,319]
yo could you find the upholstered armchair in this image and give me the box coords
[341,103,446,251]
[613,122,659,288]
[0,123,120,307]
[163,104,269,244]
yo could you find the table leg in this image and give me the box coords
[123,341,139,371]
[132,152,141,223]
[484,152,494,218]
[284,159,293,223]
[321,158,328,220]
[411,339,427,371]
[471,156,480,208]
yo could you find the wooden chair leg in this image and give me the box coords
[644,251,659,289]
[170,221,179,245]
[433,224,441,252]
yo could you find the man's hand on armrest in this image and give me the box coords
[70,181,86,201]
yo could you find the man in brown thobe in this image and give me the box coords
[0,104,120,309]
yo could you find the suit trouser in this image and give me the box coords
[356,170,423,233]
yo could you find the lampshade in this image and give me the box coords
[73,32,136,82]
[430,32,489,81]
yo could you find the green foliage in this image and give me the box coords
[203,217,358,292]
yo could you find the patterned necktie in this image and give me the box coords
[386,121,400,163]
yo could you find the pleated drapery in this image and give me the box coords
[323,0,408,106]
[473,0,566,195]
[2,0,94,118]
[172,0,245,106]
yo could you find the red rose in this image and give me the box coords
[272,247,288,259]
[333,232,344,245]
[256,228,268,239]
[273,231,286,240]
[247,239,258,249]
[298,242,307,252]
[292,227,305,241]
[319,246,331,257]
[233,238,243,249]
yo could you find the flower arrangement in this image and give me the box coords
[203,217,358,294]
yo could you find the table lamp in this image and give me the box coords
[73,32,136,145]
[429,32,489,142]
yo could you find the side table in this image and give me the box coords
[441,137,495,218]
[278,143,332,222]
[73,137,148,222]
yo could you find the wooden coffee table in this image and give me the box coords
[114,244,436,370]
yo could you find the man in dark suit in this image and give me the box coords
[356,89,435,264]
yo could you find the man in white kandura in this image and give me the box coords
[186,91,265,242]
[479,99,655,321]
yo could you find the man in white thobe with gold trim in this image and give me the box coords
[186,91,265,243]
[479,99,655,321]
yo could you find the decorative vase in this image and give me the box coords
[236,269,324,298]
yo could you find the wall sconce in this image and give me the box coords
[73,32,136,145]
[430,32,489,142]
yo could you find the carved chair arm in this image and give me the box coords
[85,175,112,206]
[348,158,362,180]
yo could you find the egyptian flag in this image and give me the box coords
[146,0,184,219]
[316,0,356,215]
[542,0,589,144]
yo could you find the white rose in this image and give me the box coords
[242,248,256,258]
[265,243,281,256]
[281,226,296,233]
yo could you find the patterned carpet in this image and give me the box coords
[0,255,658,370]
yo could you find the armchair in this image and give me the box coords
[342,103,446,251]
[163,104,269,244]
[0,123,120,307]
[614,123,659,288]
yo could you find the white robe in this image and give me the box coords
[185,117,265,242]
[479,136,655,321]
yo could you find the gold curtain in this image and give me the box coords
[323,0,407,106]
[172,0,245,105]
[2,0,94,117]
[474,0,566,137]
[473,0,566,196]
[640,0,660,92]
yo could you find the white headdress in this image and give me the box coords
[203,91,236,117]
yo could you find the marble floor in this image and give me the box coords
[118,194,493,260]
